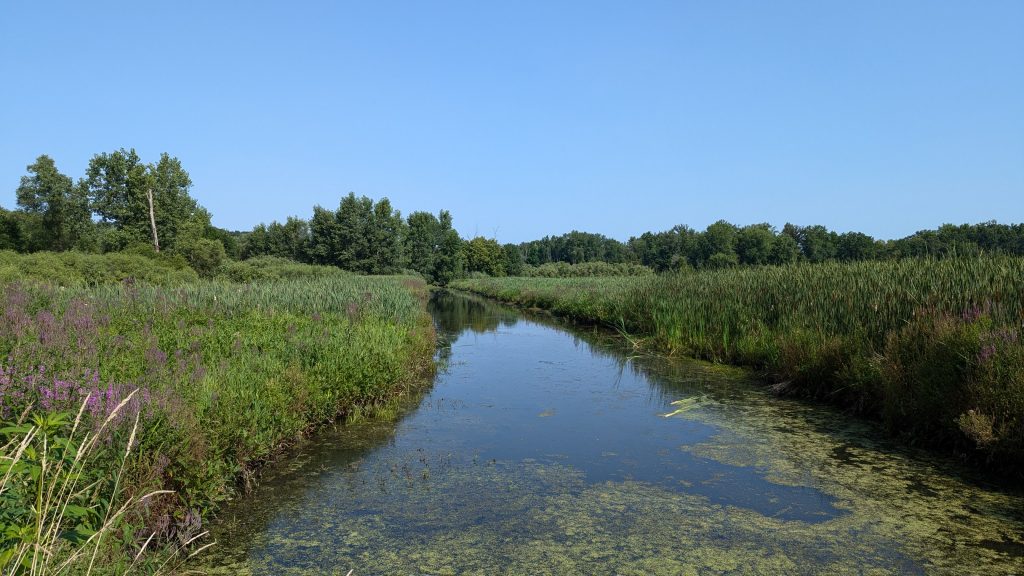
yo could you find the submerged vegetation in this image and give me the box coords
[0,272,435,570]
[453,256,1024,473]
[202,292,1024,575]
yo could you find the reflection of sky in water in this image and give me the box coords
[203,292,1024,575]
[403,319,839,522]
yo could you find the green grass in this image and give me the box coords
[0,274,436,570]
[453,256,1024,473]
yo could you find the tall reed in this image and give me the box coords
[1,274,436,569]
[453,256,1024,472]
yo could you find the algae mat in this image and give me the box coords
[201,292,1024,575]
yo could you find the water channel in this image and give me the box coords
[204,290,1024,574]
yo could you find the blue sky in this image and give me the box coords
[1,1,1021,243]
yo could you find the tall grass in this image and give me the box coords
[453,256,1024,472]
[0,274,435,568]
[0,395,207,574]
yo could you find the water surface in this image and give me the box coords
[204,291,1024,575]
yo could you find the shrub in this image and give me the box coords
[175,238,226,278]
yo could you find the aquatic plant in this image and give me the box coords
[452,255,1024,472]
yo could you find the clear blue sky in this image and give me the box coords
[1,1,1021,243]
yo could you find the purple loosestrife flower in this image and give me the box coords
[146,346,169,367]
[977,344,997,364]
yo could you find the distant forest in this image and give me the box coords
[3,150,1023,281]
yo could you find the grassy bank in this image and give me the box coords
[0,272,435,571]
[452,256,1024,474]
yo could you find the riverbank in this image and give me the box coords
[451,256,1024,477]
[0,273,435,571]
[202,289,1024,575]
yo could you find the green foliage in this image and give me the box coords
[502,243,524,276]
[0,250,199,287]
[245,194,417,276]
[241,217,309,261]
[405,211,440,281]
[335,193,377,272]
[175,237,226,278]
[433,210,463,285]
[203,226,244,260]
[15,156,93,252]
[521,230,631,266]
[735,224,776,266]
[85,149,209,252]
[0,274,436,568]
[400,210,464,284]
[463,237,506,277]
[0,402,199,573]
[884,310,1024,460]
[217,256,347,282]
[453,256,1024,473]
[520,261,654,277]
[0,209,28,252]
[304,205,340,265]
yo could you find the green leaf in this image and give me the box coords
[63,505,90,519]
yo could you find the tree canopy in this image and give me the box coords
[5,149,1024,281]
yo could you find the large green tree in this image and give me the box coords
[370,198,406,274]
[85,149,208,251]
[463,237,506,276]
[334,193,374,272]
[15,155,92,251]
[306,205,340,265]
[0,208,28,251]
[735,224,776,266]
[405,211,440,280]
[434,210,463,284]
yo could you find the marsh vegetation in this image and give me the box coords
[0,269,434,571]
[2,149,1023,572]
[201,292,1024,575]
[453,256,1024,473]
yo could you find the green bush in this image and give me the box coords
[0,250,199,287]
[217,256,346,282]
[175,238,226,278]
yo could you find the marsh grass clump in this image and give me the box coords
[0,394,208,574]
[0,275,436,568]
[452,256,1024,471]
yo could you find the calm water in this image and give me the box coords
[204,291,1024,575]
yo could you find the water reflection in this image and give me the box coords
[202,291,1024,575]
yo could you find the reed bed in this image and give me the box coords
[453,256,1024,473]
[0,275,435,570]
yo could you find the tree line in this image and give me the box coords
[520,221,1024,272]
[0,151,234,275]
[4,151,1024,281]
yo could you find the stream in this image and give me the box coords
[203,290,1024,575]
